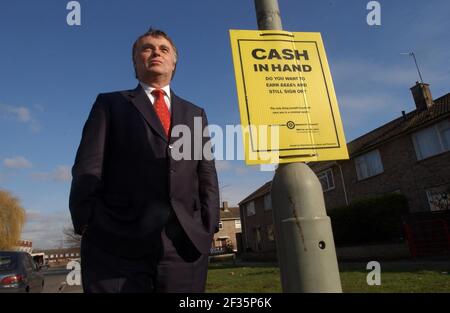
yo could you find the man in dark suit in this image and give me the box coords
[69,28,220,293]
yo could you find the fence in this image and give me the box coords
[404,218,450,258]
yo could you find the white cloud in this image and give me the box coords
[21,210,73,250]
[25,210,43,222]
[331,59,417,87]
[338,94,395,112]
[9,106,31,122]
[31,165,72,182]
[53,166,72,182]
[30,172,50,181]
[3,156,32,169]
[0,103,41,132]
[215,160,233,172]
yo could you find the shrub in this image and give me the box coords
[329,193,409,245]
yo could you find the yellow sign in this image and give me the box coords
[229,29,349,165]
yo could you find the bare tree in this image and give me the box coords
[62,226,81,248]
[0,189,26,250]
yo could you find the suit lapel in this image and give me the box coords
[123,85,168,142]
[169,90,187,146]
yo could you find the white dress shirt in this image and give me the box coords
[140,82,171,113]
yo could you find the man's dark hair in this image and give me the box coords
[132,28,178,79]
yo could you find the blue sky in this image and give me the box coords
[0,0,449,249]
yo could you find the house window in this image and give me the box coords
[267,224,275,242]
[246,201,256,216]
[426,185,450,211]
[264,194,272,211]
[412,119,450,160]
[235,220,241,229]
[317,168,335,192]
[355,149,384,180]
[218,221,223,229]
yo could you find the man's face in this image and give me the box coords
[133,35,177,83]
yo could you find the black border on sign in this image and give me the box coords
[236,38,341,153]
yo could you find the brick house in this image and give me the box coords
[212,201,242,253]
[238,182,275,255]
[310,82,450,213]
[239,82,450,257]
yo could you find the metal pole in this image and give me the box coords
[271,164,342,292]
[254,0,283,30]
[410,52,424,84]
[400,52,424,84]
[254,0,342,292]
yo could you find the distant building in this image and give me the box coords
[211,201,242,253]
[238,182,274,254]
[34,247,81,266]
[14,239,33,254]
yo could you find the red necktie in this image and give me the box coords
[151,89,171,137]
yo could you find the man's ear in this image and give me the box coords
[171,63,177,80]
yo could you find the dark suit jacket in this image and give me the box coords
[69,85,220,258]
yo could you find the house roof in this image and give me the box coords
[239,181,272,205]
[220,206,241,219]
[347,92,450,157]
[239,92,450,204]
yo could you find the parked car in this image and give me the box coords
[0,251,45,293]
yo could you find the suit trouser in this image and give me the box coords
[155,229,208,292]
[81,220,209,293]
[80,230,157,293]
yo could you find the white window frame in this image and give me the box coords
[235,220,241,229]
[264,194,272,211]
[246,201,256,216]
[426,186,450,211]
[317,168,335,192]
[218,221,223,229]
[412,119,450,160]
[267,224,275,242]
[355,149,384,180]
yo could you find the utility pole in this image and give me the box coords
[254,0,283,30]
[254,0,342,292]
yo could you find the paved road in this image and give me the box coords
[42,266,82,293]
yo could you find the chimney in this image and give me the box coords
[410,82,434,111]
[222,201,229,212]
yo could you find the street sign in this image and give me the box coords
[229,29,349,165]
